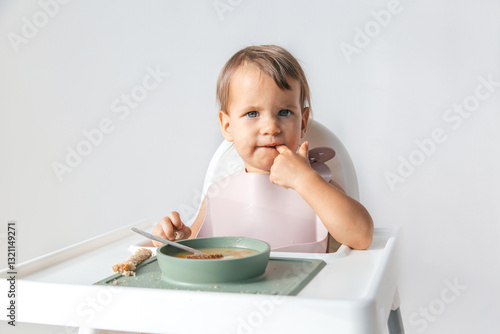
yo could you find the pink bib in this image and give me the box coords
[197,147,335,253]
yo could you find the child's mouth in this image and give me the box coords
[257,145,278,150]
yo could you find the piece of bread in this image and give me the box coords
[112,248,152,276]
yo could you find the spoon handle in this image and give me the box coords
[131,228,206,255]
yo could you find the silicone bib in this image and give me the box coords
[197,147,335,253]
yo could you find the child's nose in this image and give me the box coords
[260,117,281,136]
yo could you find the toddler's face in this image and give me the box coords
[219,63,308,173]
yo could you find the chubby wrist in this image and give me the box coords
[294,167,323,193]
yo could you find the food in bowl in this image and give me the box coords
[173,247,259,259]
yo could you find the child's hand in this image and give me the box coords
[152,211,192,247]
[269,141,314,190]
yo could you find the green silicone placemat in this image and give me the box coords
[95,256,326,296]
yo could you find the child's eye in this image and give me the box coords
[245,111,259,118]
[278,109,292,117]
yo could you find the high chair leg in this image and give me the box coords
[388,307,405,334]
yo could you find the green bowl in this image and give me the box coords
[157,237,271,284]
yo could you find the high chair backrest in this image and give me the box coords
[201,118,360,201]
[301,119,360,201]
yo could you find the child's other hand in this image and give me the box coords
[270,141,314,190]
[152,211,192,247]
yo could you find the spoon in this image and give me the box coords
[131,228,223,259]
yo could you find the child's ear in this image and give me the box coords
[219,110,234,142]
[300,107,310,138]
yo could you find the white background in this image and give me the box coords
[1,0,499,333]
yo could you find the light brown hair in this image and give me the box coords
[216,45,311,113]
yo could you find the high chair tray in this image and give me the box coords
[0,219,401,334]
[94,256,326,296]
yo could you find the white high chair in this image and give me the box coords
[0,119,404,334]
[200,118,404,333]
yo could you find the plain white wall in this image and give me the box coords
[1,0,499,333]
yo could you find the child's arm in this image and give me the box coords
[270,142,373,250]
[151,198,206,247]
[188,197,206,238]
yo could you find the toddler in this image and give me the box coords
[153,45,373,251]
